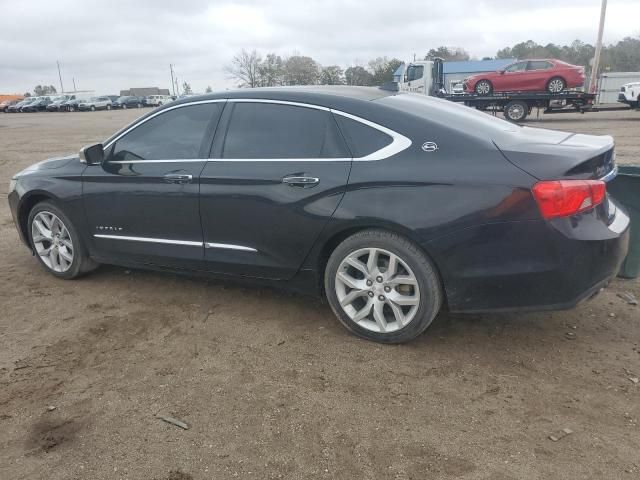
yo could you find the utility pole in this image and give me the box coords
[57,60,64,93]
[170,64,176,96]
[589,0,607,95]
[72,77,77,92]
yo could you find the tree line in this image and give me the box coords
[226,36,640,88]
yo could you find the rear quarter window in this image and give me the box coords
[334,115,392,158]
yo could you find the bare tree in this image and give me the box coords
[225,49,262,88]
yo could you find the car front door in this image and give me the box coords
[82,101,224,268]
[199,100,352,280]
[496,61,529,91]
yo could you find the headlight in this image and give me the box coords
[9,178,17,193]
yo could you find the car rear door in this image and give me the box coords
[82,101,224,268]
[199,100,352,280]
[525,61,554,90]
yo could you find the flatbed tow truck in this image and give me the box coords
[395,59,633,122]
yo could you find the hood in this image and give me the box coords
[494,126,615,181]
[17,154,79,176]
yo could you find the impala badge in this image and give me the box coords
[422,142,439,152]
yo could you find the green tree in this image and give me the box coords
[345,66,374,86]
[425,47,470,61]
[205,85,212,93]
[319,65,345,85]
[283,56,319,85]
[182,82,193,95]
[258,53,284,86]
[368,57,403,85]
[33,85,57,95]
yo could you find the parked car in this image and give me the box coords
[618,82,640,107]
[7,88,629,343]
[21,97,53,112]
[7,98,34,113]
[146,94,172,106]
[0,99,22,112]
[106,95,120,103]
[112,96,144,109]
[45,96,71,112]
[464,59,585,95]
[63,96,91,112]
[78,96,112,111]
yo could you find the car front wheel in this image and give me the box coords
[325,229,443,344]
[28,201,98,279]
[475,80,492,95]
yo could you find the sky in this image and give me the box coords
[0,0,637,95]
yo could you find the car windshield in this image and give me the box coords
[117,97,128,101]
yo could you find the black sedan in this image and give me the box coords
[8,98,36,112]
[22,97,52,112]
[112,96,144,109]
[7,87,630,343]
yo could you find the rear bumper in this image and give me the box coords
[427,198,630,312]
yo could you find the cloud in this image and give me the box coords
[0,0,636,94]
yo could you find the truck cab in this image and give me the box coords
[397,59,444,96]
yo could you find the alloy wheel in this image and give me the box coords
[334,247,420,333]
[476,81,491,95]
[548,78,564,93]
[507,103,526,121]
[31,211,74,273]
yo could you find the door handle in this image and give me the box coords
[282,176,319,187]
[163,173,193,184]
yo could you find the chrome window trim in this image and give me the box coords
[103,97,411,164]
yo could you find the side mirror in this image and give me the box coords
[79,143,104,165]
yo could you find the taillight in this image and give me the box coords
[532,180,606,219]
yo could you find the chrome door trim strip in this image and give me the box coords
[94,234,202,246]
[109,158,352,164]
[205,242,257,252]
[228,98,331,111]
[108,159,206,164]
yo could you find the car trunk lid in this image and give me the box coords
[494,126,616,181]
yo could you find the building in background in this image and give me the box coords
[119,87,170,97]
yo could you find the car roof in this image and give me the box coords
[163,86,397,111]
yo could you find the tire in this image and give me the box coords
[27,201,98,279]
[137,103,142,108]
[90,105,96,111]
[68,106,75,112]
[324,229,443,344]
[106,104,111,110]
[475,80,493,95]
[504,100,529,122]
[123,104,127,109]
[547,77,566,93]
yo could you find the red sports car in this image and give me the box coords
[464,59,585,95]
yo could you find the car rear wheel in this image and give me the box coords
[90,106,96,111]
[28,201,98,279]
[475,80,492,95]
[137,103,142,108]
[504,100,529,122]
[106,104,111,110]
[547,77,566,93]
[325,229,443,344]
[122,104,127,109]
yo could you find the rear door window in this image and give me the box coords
[527,61,553,70]
[334,115,393,158]
[221,102,349,159]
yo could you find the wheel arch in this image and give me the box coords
[312,222,447,303]
[17,191,60,247]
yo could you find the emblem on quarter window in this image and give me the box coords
[421,142,439,152]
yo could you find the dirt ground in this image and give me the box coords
[0,107,639,480]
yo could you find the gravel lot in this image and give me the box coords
[0,107,639,480]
